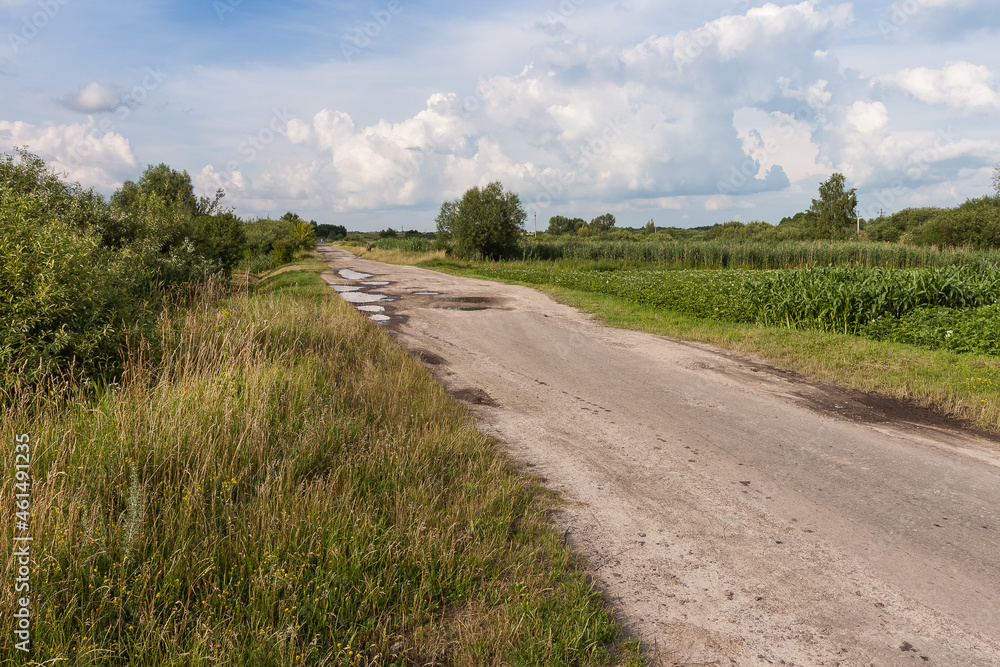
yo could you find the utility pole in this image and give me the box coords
[533,212,537,237]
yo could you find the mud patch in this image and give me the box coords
[411,350,446,366]
[451,387,499,406]
[443,296,490,304]
[438,296,494,311]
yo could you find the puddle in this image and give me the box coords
[332,285,363,292]
[442,296,489,304]
[413,291,440,295]
[340,292,388,304]
[338,269,373,280]
[361,281,390,286]
[369,314,391,324]
[356,305,386,313]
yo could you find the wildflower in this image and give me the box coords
[946,330,953,338]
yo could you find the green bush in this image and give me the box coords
[863,207,944,243]
[0,181,151,386]
[909,198,1000,249]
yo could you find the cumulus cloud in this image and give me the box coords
[0,118,137,190]
[247,1,854,217]
[60,82,122,113]
[187,0,995,224]
[881,61,1000,111]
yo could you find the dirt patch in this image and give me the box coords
[411,349,446,366]
[450,387,499,406]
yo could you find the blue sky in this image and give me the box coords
[2,1,999,231]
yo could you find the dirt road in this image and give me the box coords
[319,245,1000,666]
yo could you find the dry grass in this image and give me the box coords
[340,244,446,266]
[1,258,640,666]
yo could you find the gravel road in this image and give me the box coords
[319,245,1000,666]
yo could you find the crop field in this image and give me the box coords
[464,262,1000,357]
[517,238,1000,270]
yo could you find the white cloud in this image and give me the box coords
[60,82,122,113]
[881,61,1000,111]
[0,118,137,190]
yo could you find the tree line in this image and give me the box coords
[433,169,1000,256]
[0,149,327,389]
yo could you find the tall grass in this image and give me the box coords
[1,259,635,666]
[519,238,1000,269]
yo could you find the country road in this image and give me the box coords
[318,245,1000,667]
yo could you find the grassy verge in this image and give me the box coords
[395,254,1000,435]
[2,254,640,666]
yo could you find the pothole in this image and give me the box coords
[442,296,489,303]
[357,305,386,313]
[338,269,373,280]
[361,281,390,286]
[438,296,493,311]
[340,292,389,304]
[332,285,363,292]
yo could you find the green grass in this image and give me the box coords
[417,257,1000,434]
[1,254,641,666]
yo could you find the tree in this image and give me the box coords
[590,213,616,232]
[435,198,459,241]
[547,215,585,235]
[450,182,526,259]
[808,173,857,240]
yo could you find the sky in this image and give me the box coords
[2,0,999,231]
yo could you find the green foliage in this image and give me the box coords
[369,236,435,252]
[0,158,153,386]
[863,207,944,243]
[547,215,586,235]
[862,304,1000,356]
[703,220,775,241]
[908,197,1000,249]
[434,198,459,245]
[589,213,616,232]
[517,237,1000,269]
[0,150,262,388]
[807,173,858,240]
[450,182,526,259]
[241,217,314,270]
[314,223,348,241]
[461,261,1000,353]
